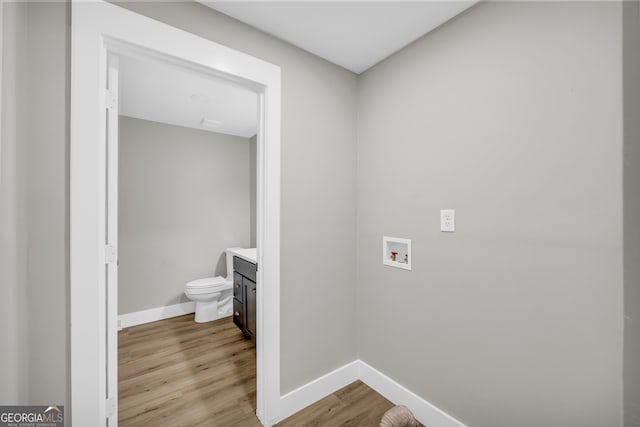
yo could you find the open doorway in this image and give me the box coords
[114,52,260,425]
[70,3,281,426]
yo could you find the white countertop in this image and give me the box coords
[227,247,257,264]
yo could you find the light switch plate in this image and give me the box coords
[441,209,455,232]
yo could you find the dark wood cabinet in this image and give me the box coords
[232,256,257,344]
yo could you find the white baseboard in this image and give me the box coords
[279,360,360,422]
[359,361,467,427]
[278,360,466,427]
[118,301,196,329]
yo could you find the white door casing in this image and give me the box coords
[105,52,119,424]
[70,2,282,425]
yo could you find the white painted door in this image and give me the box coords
[105,53,120,426]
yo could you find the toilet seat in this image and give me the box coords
[184,275,233,322]
[185,276,230,294]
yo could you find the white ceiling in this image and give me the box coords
[119,54,258,138]
[200,1,477,74]
[119,2,476,134]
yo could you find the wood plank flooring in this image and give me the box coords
[118,315,405,426]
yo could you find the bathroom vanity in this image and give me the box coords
[232,256,257,344]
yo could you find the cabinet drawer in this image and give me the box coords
[233,299,244,331]
[233,256,257,282]
[233,272,243,303]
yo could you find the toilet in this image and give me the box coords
[184,276,233,323]
[184,248,245,323]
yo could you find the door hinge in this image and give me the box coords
[104,245,117,265]
[106,396,117,418]
[105,89,116,110]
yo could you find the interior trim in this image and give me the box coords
[279,360,468,427]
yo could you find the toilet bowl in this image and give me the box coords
[184,276,233,323]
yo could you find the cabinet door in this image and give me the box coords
[233,272,243,303]
[244,278,257,343]
[233,298,244,331]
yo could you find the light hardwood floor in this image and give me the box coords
[118,315,402,426]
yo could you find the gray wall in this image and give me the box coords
[0,0,69,413]
[356,3,623,427]
[118,117,252,314]
[624,1,640,426]
[25,3,69,410]
[116,2,359,393]
[250,134,257,248]
[0,1,29,405]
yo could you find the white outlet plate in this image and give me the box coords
[441,209,455,232]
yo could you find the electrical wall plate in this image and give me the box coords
[382,236,411,270]
[441,209,455,232]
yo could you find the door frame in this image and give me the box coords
[70,2,281,426]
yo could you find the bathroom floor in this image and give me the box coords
[118,315,408,426]
[119,315,257,426]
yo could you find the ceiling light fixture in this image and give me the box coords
[201,118,223,130]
